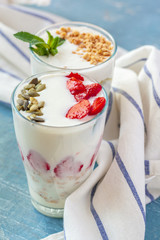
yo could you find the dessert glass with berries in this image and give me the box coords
[29,21,117,93]
[11,71,108,218]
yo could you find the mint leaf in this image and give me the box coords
[50,36,59,49]
[14,31,65,57]
[35,42,50,49]
[50,48,58,56]
[30,46,49,56]
[58,38,65,46]
[47,31,54,46]
[14,32,44,45]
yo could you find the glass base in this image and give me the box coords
[31,199,64,218]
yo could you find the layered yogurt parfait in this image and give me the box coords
[29,22,117,93]
[11,71,108,217]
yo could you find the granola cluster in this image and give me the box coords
[56,27,113,65]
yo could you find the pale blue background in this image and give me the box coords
[0,0,160,239]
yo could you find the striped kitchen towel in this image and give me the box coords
[42,46,160,240]
[0,3,66,105]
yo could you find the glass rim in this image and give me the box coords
[30,21,117,71]
[11,70,108,129]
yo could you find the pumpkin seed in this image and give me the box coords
[30,104,39,112]
[38,101,45,108]
[32,116,45,122]
[36,84,46,92]
[29,78,39,85]
[28,91,40,97]
[16,105,22,111]
[17,99,24,106]
[24,84,35,90]
[30,97,38,104]
[18,94,26,100]
[31,110,43,116]
[30,114,36,119]
[23,100,29,110]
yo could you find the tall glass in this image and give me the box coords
[30,21,117,93]
[11,71,108,218]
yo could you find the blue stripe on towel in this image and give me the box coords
[145,184,154,202]
[7,5,55,24]
[123,58,147,68]
[0,30,30,63]
[116,152,146,223]
[0,68,22,81]
[113,87,147,133]
[90,183,109,240]
[144,160,150,175]
[105,91,113,125]
[144,65,160,108]
[107,141,116,159]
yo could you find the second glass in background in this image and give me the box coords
[30,21,117,93]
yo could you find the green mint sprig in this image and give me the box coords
[13,31,65,57]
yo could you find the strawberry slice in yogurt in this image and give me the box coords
[54,156,83,178]
[27,150,50,173]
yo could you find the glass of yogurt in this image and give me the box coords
[11,71,108,218]
[30,21,117,93]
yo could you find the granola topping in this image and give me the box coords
[56,27,113,65]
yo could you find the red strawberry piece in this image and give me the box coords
[85,83,102,98]
[54,156,83,178]
[74,83,102,102]
[27,150,50,173]
[66,78,86,95]
[66,99,91,119]
[66,72,84,81]
[74,91,88,102]
[89,97,106,115]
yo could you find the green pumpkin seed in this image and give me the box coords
[30,104,39,112]
[24,84,35,90]
[36,84,46,92]
[29,78,39,85]
[17,99,24,106]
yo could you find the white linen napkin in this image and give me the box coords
[1,3,160,240]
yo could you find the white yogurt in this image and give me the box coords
[16,73,104,127]
[12,71,107,217]
[37,27,102,69]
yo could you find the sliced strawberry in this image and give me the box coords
[54,156,83,178]
[74,83,102,102]
[89,97,106,115]
[66,72,84,81]
[66,78,85,95]
[27,150,50,173]
[74,91,88,102]
[66,99,91,119]
[85,83,102,98]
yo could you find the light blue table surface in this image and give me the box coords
[1,0,160,239]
